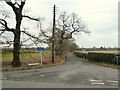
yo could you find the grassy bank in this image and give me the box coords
[1,50,66,71]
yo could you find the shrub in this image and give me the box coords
[2,49,13,54]
[87,52,117,65]
[73,52,87,59]
[74,51,119,65]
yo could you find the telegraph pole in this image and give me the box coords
[52,5,56,63]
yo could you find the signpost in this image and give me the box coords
[37,47,44,65]
[116,55,119,65]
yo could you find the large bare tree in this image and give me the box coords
[55,12,90,55]
[0,0,46,67]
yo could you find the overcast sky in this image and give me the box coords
[24,0,118,48]
[0,0,118,48]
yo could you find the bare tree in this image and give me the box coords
[55,12,90,55]
[0,0,46,67]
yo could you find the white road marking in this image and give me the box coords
[111,84,118,86]
[90,79,104,85]
[90,80,101,82]
[92,83,104,85]
[81,82,84,84]
[2,78,7,80]
[40,74,45,77]
[107,80,118,83]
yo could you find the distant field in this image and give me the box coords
[1,50,66,71]
[74,50,119,54]
[1,50,51,62]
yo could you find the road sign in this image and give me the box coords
[37,47,44,65]
[37,47,44,51]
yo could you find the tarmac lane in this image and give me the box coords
[2,52,119,88]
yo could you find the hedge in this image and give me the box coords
[73,52,87,59]
[87,52,117,65]
[74,51,119,65]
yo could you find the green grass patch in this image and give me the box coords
[91,62,120,69]
[2,50,66,71]
[2,53,13,62]
[2,56,66,71]
[2,50,51,62]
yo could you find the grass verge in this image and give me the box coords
[2,51,66,71]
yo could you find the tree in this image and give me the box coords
[100,46,103,50]
[0,0,46,67]
[48,32,79,55]
[55,12,90,55]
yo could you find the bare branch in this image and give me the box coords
[0,19,7,27]
[21,31,38,39]
[29,37,39,47]
[5,1,15,9]
[4,0,26,16]
[0,31,5,36]
[0,18,14,32]
[22,15,40,21]
[56,11,90,41]
[13,2,20,8]
[37,21,50,38]
[40,29,50,38]
[20,0,26,9]
[21,37,31,44]
[0,29,6,31]
[22,16,50,38]
[21,30,47,43]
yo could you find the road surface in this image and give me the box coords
[2,53,119,88]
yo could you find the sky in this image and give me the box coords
[0,0,119,48]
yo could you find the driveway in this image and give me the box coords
[2,52,118,88]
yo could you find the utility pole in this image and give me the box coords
[52,5,56,63]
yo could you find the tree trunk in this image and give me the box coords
[12,9,22,67]
[4,1,25,67]
[12,30,21,67]
[55,39,63,56]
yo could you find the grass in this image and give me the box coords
[73,50,120,69]
[2,50,50,62]
[1,50,66,71]
[91,62,120,69]
[1,53,13,62]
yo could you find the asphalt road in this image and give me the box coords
[2,52,119,88]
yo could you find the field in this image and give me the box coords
[74,50,119,54]
[2,50,50,62]
[1,50,66,71]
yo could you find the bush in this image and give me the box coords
[74,51,119,65]
[87,52,117,65]
[73,52,87,59]
[2,49,13,54]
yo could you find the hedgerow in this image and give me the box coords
[73,51,119,65]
